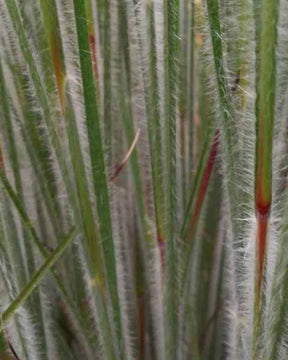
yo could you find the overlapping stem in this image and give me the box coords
[72,0,122,356]
[186,130,219,241]
[206,0,238,213]
[180,128,219,289]
[39,0,105,290]
[0,169,96,354]
[5,0,74,232]
[0,228,75,329]
[0,59,51,359]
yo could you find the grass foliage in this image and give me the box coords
[0,0,287,358]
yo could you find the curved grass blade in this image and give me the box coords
[0,214,30,360]
[0,228,75,330]
[0,59,51,360]
[0,169,54,256]
[0,168,97,356]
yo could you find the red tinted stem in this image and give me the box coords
[0,145,3,170]
[157,231,166,275]
[138,290,145,359]
[187,129,220,240]
[89,33,99,90]
[255,195,270,296]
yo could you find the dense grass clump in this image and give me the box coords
[0,0,287,359]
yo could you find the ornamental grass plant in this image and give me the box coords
[0,0,286,359]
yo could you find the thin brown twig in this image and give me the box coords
[8,341,21,360]
[111,129,141,181]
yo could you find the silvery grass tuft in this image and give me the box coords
[0,0,286,358]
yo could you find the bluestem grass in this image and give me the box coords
[0,0,287,359]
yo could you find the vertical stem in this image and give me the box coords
[255,0,279,305]
[102,0,112,165]
[178,0,189,208]
[72,0,122,355]
[187,129,220,240]
[188,0,195,190]
[254,0,279,356]
[40,0,66,113]
[179,128,219,297]
[164,0,179,356]
[147,0,165,273]
[85,0,100,88]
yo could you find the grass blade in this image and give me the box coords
[71,0,122,355]
[163,0,179,355]
[205,0,239,221]
[254,0,279,295]
[39,0,66,113]
[0,167,97,357]
[147,0,165,267]
[253,0,279,356]
[0,228,75,329]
